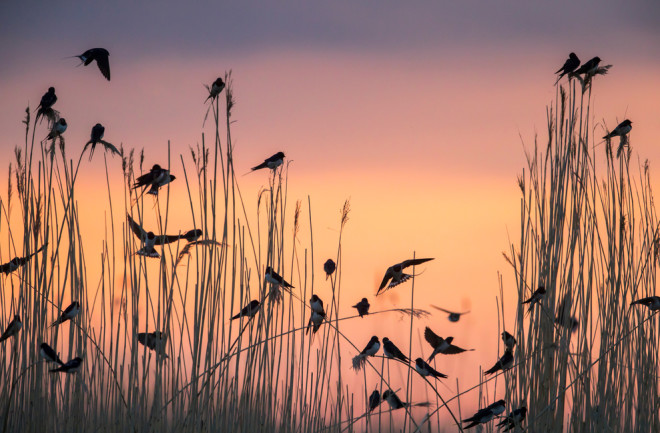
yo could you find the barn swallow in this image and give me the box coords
[368,389,381,413]
[133,164,176,196]
[463,400,506,429]
[0,243,47,274]
[46,118,67,140]
[50,301,80,328]
[484,349,514,375]
[497,406,527,431]
[555,293,578,333]
[50,357,83,373]
[137,331,168,358]
[0,315,22,343]
[415,358,448,379]
[352,298,370,317]
[360,336,380,357]
[376,258,434,295]
[522,286,546,314]
[265,266,294,289]
[382,390,407,410]
[572,56,601,76]
[323,259,336,280]
[555,52,580,84]
[36,87,57,122]
[306,310,325,335]
[83,123,120,160]
[309,295,324,313]
[501,331,516,350]
[205,77,225,102]
[40,342,63,364]
[71,48,110,80]
[231,300,260,320]
[251,152,285,172]
[603,119,632,139]
[382,337,409,363]
[424,327,472,361]
[431,305,470,322]
[631,296,660,312]
[128,215,199,253]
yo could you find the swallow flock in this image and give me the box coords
[0,50,645,431]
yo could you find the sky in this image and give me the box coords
[1,0,660,426]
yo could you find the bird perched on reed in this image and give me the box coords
[83,123,120,160]
[484,349,513,375]
[0,315,22,343]
[50,302,80,328]
[555,52,580,84]
[0,244,47,275]
[352,298,370,317]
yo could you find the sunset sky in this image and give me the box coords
[1,0,660,423]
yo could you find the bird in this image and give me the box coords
[376,258,434,295]
[631,296,660,312]
[463,400,506,429]
[382,390,407,410]
[424,327,472,361]
[46,118,67,140]
[323,259,336,280]
[265,266,294,289]
[310,294,324,314]
[571,56,601,76]
[36,87,57,123]
[501,331,516,350]
[205,77,225,102]
[0,315,22,343]
[40,342,63,364]
[133,164,176,196]
[360,336,380,357]
[0,244,47,274]
[306,310,325,335]
[431,305,470,322]
[555,52,580,84]
[50,357,83,374]
[50,301,80,328]
[127,215,200,256]
[484,349,514,375]
[555,293,578,333]
[231,300,260,320]
[352,298,370,318]
[415,358,448,379]
[522,286,546,314]
[137,331,168,358]
[251,152,285,172]
[497,406,527,432]
[71,48,110,80]
[603,119,633,139]
[382,337,409,363]
[368,389,381,413]
[83,123,120,160]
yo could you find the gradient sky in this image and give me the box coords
[1,0,660,425]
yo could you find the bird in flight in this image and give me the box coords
[424,326,472,361]
[133,164,176,197]
[376,258,434,295]
[127,215,201,258]
[431,305,470,322]
[555,52,580,84]
[50,301,80,328]
[83,123,120,160]
[0,243,47,275]
[71,48,110,80]
[352,298,370,317]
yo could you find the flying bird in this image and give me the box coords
[352,298,370,317]
[522,286,546,314]
[382,390,407,410]
[137,331,168,358]
[46,118,67,140]
[415,358,448,379]
[0,243,47,274]
[555,293,579,333]
[382,337,409,363]
[555,52,580,84]
[497,406,527,432]
[50,357,83,374]
[71,48,110,80]
[603,119,633,139]
[368,389,381,413]
[250,152,285,172]
[83,123,120,160]
[501,331,516,350]
[631,296,660,312]
[571,56,601,76]
[50,301,80,328]
[231,300,260,321]
[36,87,58,123]
[205,77,225,102]
[463,400,506,429]
[40,342,63,365]
[323,259,336,280]
[133,164,176,197]
[0,315,22,343]
[424,327,472,361]
[128,215,200,256]
[265,266,294,289]
[431,305,470,322]
[377,258,434,295]
[484,350,514,375]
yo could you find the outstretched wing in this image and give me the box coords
[377,268,393,293]
[400,257,434,270]
[127,215,147,240]
[423,326,443,348]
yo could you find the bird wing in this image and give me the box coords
[444,344,469,355]
[423,326,443,348]
[96,52,111,81]
[377,269,393,293]
[127,215,148,240]
[400,258,434,269]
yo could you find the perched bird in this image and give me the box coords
[50,357,83,374]
[431,305,470,322]
[50,301,80,328]
[231,300,260,320]
[133,164,176,196]
[205,77,225,102]
[501,331,516,350]
[572,56,601,76]
[36,87,57,122]
[522,286,546,314]
[83,123,120,160]
[137,331,168,358]
[497,406,527,432]
[352,298,370,318]
[250,152,285,172]
[377,258,434,295]
[265,266,294,289]
[310,294,324,314]
[0,244,47,274]
[424,327,472,361]
[40,342,63,365]
[306,310,325,335]
[382,337,409,363]
[323,259,336,280]
[382,390,407,410]
[463,400,506,429]
[484,349,514,375]
[72,48,110,80]
[0,315,22,343]
[46,118,67,140]
[360,336,380,357]
[631,296,660,312]
[603,119,633,139]
[368,389,381,413]
[415,358,447,379]
[555,52,580,84]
